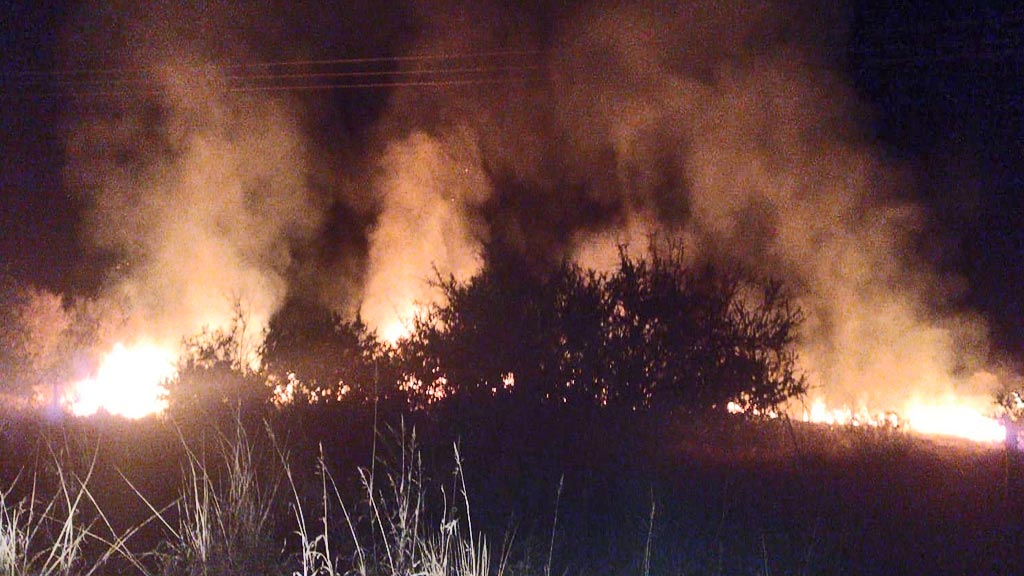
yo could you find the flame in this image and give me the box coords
[379,317,413,345]
[66,342,177,419]
[800,397,1005,444]
[803,399,901,428]
[375,300,423,344]
[902,401,1005,443]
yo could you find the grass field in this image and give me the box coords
[1,404,1021,575]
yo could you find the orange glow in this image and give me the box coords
[800,397,1005,444]
[66,342,177,419]
[802,399,901,428]
[379,317,413,345]
[902,402,1005,443]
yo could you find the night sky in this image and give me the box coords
[845,0,1024,355]
[2,0,1023,356]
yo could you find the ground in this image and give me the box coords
[1,406,1021,575]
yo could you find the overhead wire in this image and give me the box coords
[2,19,1023,101]
[1,49,545,100]
[2,48,543,77]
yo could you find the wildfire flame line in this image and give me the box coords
[64,343,1007,446]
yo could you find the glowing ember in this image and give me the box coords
[67,342,177,419]
[802,399,901,428]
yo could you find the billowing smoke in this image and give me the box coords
[61,2,327,352]
[57,0,1003,415]
[360,0,1001,413]
[360,127,490,341]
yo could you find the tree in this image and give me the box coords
[164,311,271,420]
[401,247,572,407]
[402,242,807,414]
[0,279,72,406]
[603,247,806,413]
[259,299,400,407]
[551,264,616,405]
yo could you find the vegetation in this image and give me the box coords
[9,245,1016,575]
[0,279,72,401]
[164,313,272,422]
[260,300,404,408]
[0,411,1019,576]
[403,245,805,413]
[155,244,806,420]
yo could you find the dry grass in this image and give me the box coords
[117,418,507,576]
[1,411,1012,576]
[0,443,146,576]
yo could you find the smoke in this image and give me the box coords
[546,5,998,412]
[359,0,1000,412]
[58,0,1002,413]
[360,127,490,341]
[62,2,325,350]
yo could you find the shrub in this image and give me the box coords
[403,243,806,414]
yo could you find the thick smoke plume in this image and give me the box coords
[369,0,1000,413]
[59,0,1002,414]
[361,127,490,341]
[62,2,325,352]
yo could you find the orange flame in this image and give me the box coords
[800,398,1005,443]
[66,342,177,419]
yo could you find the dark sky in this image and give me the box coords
[2,1,1023,353]
[1,1,73,288]
[845,1,1024,354]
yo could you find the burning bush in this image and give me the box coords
[259,299,403,407]
[155,244,805,418]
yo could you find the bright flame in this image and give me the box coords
[377,302,423,345]
[803,399,901,428]
[67,342,177,419]
[379,318,413,345]
[800,397,1005,443]
[902,402,1005,443]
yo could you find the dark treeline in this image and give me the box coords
[164,244,807,422]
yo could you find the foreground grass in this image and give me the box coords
[1,416,517,576]
[0,442,147,576]
[0,407,1020,576]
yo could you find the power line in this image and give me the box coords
[3,49,542,78]
[5,64,541,89]
[0,49,544,100]
[3,38,1023,102]
[0,77,542,101]
[90,77,537,98]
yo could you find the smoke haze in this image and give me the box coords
[57,0,1002,413]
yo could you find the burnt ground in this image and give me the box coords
[1,404,1021,576]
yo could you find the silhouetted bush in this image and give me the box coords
[163,244,805,418]
[164,311,271,422]
[402,243,806,414]
[260,299,403,408]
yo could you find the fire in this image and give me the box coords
[902,401,1005,443]
[803,400,901,428]
[66,342,177,419]
[379,317,413,345]
[800,397,1005,444]
[375,301,423,344]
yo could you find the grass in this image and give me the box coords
[116,417,505,576]
[0,441,147,576]
[0,408,1018,576]
[141,422,283,576]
